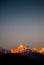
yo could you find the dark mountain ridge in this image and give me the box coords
[0,53,44,65]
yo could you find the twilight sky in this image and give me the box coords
[0,0,44,49]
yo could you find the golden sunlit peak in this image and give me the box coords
[18,44,24,48]
[39,48,44,54]
[10,44,27,53]
[32,48,38,53]
[18,44,26,49]
[18,44,27,49]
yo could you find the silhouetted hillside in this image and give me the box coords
[0,53,44,65]
[26,52,44,62]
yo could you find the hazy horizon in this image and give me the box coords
[0,0,44,49]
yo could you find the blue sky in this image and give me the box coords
[0,0,44,49]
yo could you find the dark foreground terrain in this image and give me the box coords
[0,53,44,65]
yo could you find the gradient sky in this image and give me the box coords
[0,0,44,49]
